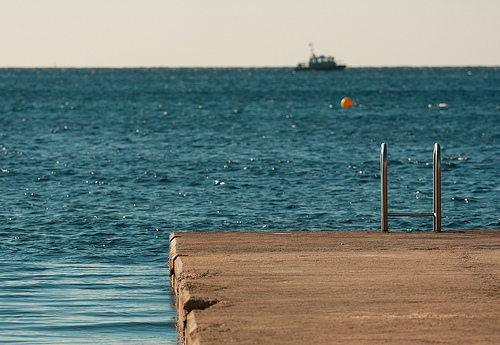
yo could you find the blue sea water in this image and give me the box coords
[0,67,499,343]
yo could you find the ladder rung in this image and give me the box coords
[388,213,434,217]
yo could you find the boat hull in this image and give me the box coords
[294,65,346,72]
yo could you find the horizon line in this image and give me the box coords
[0,64,498,69]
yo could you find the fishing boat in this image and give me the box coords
[295,44,346,71]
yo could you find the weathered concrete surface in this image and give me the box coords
[169,230,500,345]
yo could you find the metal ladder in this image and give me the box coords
[380,143,441,232]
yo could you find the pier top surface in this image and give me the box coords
[169,230,500,344]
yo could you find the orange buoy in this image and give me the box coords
[341,97,353,108]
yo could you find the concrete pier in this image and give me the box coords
[169,230,500,344]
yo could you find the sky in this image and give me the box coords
[1,0,499,68]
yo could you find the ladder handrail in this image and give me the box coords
[380,143,441,232]
[433,143,441,231]
[381,143,388,231]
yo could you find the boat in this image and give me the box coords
[295,44,346,71]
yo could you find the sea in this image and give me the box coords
[0,67,499,343]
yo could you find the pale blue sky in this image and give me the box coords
[1,0,499,67]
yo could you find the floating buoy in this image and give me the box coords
[341,97,353,108]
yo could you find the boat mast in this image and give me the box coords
[309,43,315,57]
